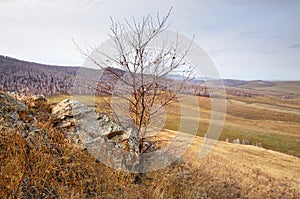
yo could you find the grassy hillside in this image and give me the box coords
[238,80,300,95]
[163,130,300,193]
[48,94,300,157]
[1,121,299,198]
[1,92,299,198]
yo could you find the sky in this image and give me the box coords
[0,0,300,80]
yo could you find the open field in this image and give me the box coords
[238,81,300,95]
[48,91,300,157]
[161,94,300,157]
[158,130,300,191]
[1,89,299,198]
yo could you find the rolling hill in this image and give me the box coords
[1,55,299,98]
[0,92,299,198]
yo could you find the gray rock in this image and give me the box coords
[51,98,160,171]
[0,92,26,127]
[242,139,251,145]
[256,142,262,147]
[232,138,240,144]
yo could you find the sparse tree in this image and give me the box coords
[78,8,195,171]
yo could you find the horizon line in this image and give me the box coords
[1,54,299,82]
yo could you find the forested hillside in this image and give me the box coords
[0,55,79,96]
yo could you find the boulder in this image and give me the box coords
[232,138,240,144]
[242,139,251,145]
[51,99,155,154]
[0,92,27,127]
[21,94,47,109]
[256,142,262,147]
[51,98,158,173]
[51,99,165,172]
[0,92,49,149]
[52,99,122,134]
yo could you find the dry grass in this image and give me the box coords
[158,130,300,198]
[160,94,300,157]
[2,93,298,198]
[0,124,132,198]
[48,93,300,157]
[1,125,299,198]
[239,81,300,95]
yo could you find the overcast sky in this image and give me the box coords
[0,0,300,80]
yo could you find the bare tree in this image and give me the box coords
[77,8,195,171]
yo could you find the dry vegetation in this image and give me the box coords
[1,124,299,198]
[157,94,300,157]
[48,93,300,157]
[0,92,299,198]
[112,93,300,158]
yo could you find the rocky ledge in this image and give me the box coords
[0,93,159,171]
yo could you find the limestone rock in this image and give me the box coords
[21,94,47,109]
[232,138,240,144]
[51,98,160,172]
[242,139,251,145]
[51,99,123,147]
[0,92,26,127]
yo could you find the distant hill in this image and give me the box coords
[0,55,79,96]
[222,79,247,87]
[0,55,209,97]
[1,55,299,97]
[0,55,112,96]
[238,80,300,95]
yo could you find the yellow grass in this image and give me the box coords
[47,94,300,157]
[1,93,299,198]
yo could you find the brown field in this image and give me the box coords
[1,85,300,198]
[2,125,299,198]
[152,93,300,158]
[158,129,300,192]
[47,90,300,158]
[44,83,300,197]
[239,81,300,95]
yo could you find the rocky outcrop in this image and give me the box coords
[51,99,123,138]
[0,93,167,172]
[0,93,50,127]
[0,93,52,151]
[52,99,155,153]
[51,99,157,170]
[0,92,27,128]
[230,137,262,148]
[232,138,240,144]
[241,139,251,145]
